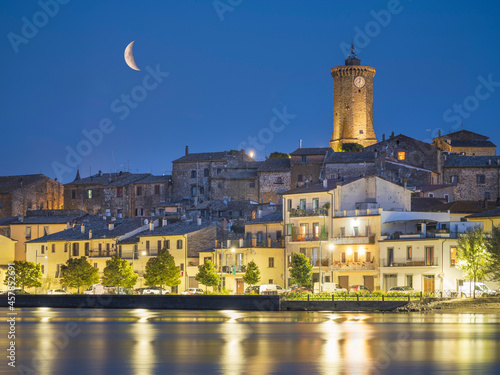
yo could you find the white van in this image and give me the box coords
[259,284,285,295]
[83,284,107,295]
[314,282,347,293]
[459,282,497,297]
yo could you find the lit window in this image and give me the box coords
[398,152,405,160]
[450,247,456,266]
[87,189,93,199]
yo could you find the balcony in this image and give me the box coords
[334,208,381,217]
[289,208,328,218]
[88,251,118,258]
[330,261,376,271]
[220,265,244,274]
[381,257,439,267]
[332,235,375,245]
[290,232,328,242]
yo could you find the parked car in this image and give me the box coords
[313,282,347,293]
[350,285,372,294]
[287,286,312,293]
[259,284,285,295]
[245,286,260,294]
[388,286,414,294]
[83,284,107,295]
[142,287,169,295]
[181,288,204,295]
[134,288,147,295]
[459,282,497,297]
[47,289,69,295]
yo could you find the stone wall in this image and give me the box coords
[325,161,376,180]
[443,166,500,201]
[290,154,325,188]
[187,225,217,256]
[258,171,290,204]
[210,178,258,202]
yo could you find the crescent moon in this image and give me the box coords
[124,41,140,71]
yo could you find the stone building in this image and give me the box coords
[171,148,257,203]
[443,155,500,201]
[64,171,172,218]
[0,174,63,219]
[290,147,330,188]
[329,45,377,151]
[324,152,376,180]
[433,130,496,156]
[257,158,291,204]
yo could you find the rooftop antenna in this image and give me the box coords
[350,41,357,58]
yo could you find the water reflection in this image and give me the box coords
[5,309,500,375]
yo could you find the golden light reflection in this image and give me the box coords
[131,320,155,375]
[219,319,252,375]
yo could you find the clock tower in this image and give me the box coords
[329,45,377,151]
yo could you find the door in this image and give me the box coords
[189,277,198,288]
[387,248,394,266]
[425,247,434,266]
[338,276,349,290]
[423,275,435,293]
[384,274,397,291]
[236,279,244,294]
[364,276,374,291]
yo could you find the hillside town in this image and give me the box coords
[2,50,500,295]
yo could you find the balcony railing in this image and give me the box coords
[381,257,439,267]
[291,232,328,242]
[330,261,376,271]
[88,251,118,258]
[219,265,244,274]
[289,208,328,217]
[332,235,375,245]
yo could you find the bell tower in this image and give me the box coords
[329,44,377,151]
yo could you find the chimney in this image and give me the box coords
[162,218,168,227]
[197,215,202,226]
[390,131,394,138]
[18,215,23,223]
[108,222,114,231]
[488,158,492,166]
[438,130,441,137]
[185,145,189,155]
[257,209,262,219]
[149,221,154,231]
[81,224,85,234]
[323,178,328,189]
[382,133,385,141]
[299,139,302,148]
[89,230,92,239]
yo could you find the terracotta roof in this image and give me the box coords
[257,158,291,172]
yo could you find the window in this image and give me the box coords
[200,186,205,195]
[301,156,307,163]
[298,174,303,182]
[180,263,184,271]
[164,240,170,249]
[43,226,49,236]
[398,151,405,160]
[299,199,306,210]
[359,130,363,134]
[52,244,56,253]
[485,192,491,200]
[406,275,413,288]
[313,223,319,238]
[84,242,89,254]
[450,175,458,184]
[41,245,45,254]
[407,246,412,260]
[41,265,45,274]
[71,189,76,199]
[287,199,292,211]
[136,186,142,196]
[87,189,93,199]
[146,241,150,250]
[276,230,282,240]
[94,263,98,268]
[177,239,183,249]
[444,194,449,202]
[276,177,283,184]
[64,243,68,253]
[425,246,434,266]
[154,185,160,195]
[217,168,222,175]
[312,198,319,211]
[135,208,144,217]
[191,170,197,178]
[366,251,372,262]
[72,243,79,256]
[157,240,162,250]
[117,188,123,197]
[428,193,434,198]
[340,227,345,236]
[204,257,212,264]
[341,252,346,262]
[450,247,456,266]
[204,168,209,177]
[25,227,32,240]
[477,174,486,184]
[268,257,274,268]
[269,279,274,284]
[249,181,256,188]
[353,227,359,236]
[191,186,197,197]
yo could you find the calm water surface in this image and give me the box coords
[1,308,500,374]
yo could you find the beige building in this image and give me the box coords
[0,234,16,288]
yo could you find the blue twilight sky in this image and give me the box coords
[1,0,500,183]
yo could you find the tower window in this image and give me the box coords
[398,152,405,160]
[301,156,307,163]
[359,130,363,134]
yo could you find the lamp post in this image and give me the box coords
[219,247,235,292]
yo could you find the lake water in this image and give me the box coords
[2,308,500,374]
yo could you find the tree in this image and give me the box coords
[143,249,181,294]
[101,256,138,290]
[269,152,290,159]
[340,143,363,152]
[3,261,42,291]
[60,256,99,293]
[456,227,492,298]
[195,260,220,292]
[242,261,261,288]
[289,252,313,287]
[485,225,500,282]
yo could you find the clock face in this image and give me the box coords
[354,76,365,88]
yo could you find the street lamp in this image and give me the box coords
[219,247,235,291]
